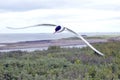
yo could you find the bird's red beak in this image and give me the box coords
[53,31,56,34]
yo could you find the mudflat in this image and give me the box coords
[0,39,107,50]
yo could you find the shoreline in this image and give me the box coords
[0,39,108,51]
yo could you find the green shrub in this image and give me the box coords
[0,41,120,79]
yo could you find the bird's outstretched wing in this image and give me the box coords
[6,24,57,29]
[6,23,104,56]
[65,27,104,56]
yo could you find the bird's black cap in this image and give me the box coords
[55,25,61,32]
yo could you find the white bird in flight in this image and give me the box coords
[7,24,104,56]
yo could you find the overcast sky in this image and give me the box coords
[0,0,120,33]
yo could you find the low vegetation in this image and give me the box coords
[0,41,120,80]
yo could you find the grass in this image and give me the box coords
[0,41,120,80]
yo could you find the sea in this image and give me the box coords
[0,32,119,52]
[0,32,119,43]
[0,33,72,43]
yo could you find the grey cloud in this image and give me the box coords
[0,0,120,12]
[89,17,120,22]
[89,4,120,11]
[107,17,120,20]
[0,0,51,11]
[0,0,94,11]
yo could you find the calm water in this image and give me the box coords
[0,45,87,52]
[0,33,82,52]
[0,32,119,43]
[0,32,119,52]
[0,33,74,43]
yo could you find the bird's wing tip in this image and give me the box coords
[101,54,105,56]
[6,26,16,29]
[99,53,105,56]
[6,26,13,29]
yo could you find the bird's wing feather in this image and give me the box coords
[6,23,104,56]
[65,27,104,56]
[7,24,57,29]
